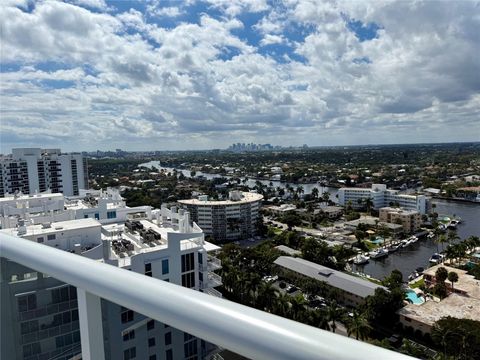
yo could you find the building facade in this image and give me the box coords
[379,207,422,233]
[0,148,88,197]
[0,207,222,360]
[338,184,429,214]
[178,191,263,243]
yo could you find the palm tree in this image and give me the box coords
[363,197,374,215]
[272,292,290,317]
[346,310,372,340]
[296,186,304,197]
[257,282,278,311]
[326,301,343,333]
[311,187,319,199]
[447,271,459,293]
[322,191,330,205]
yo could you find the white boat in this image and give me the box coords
[387,243,401,253]
[353,254,370,265]
[401,239,412,248]
[427,232,435,239]
[369,248,389,259]
[429,253,445,264]
[448,220,459,229]
[409,236,419,244]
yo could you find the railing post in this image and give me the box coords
[77,289,105,360]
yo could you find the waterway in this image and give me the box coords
[139,160,338,200]
[353,200,480,280]
[140,161,480,280]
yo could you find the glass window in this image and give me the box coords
[149,356,157,360]
[181,253,194,272]
[123,347,136,360]
[166,349,173,360]
[107,211,117,219]
[148,337,156,347]
[162,259,169,275]
[147,320,155,330]
[145,263,152,277]
[18,294,36,312]
[123,330,135,341]
[165,332,172,346]
[47,234,56,241]
[181,272,195,288]
[121,308,134,323]
[94,213,100,220]
[37,237,44,243]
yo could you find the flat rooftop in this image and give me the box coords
[178,192,263,206]
[0,192,64,203]
[380,207,419,215]
[274,256,386,298]
[0,218,101,237]
[424,264,480,299]
[398,294,480,326]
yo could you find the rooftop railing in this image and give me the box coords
[0,233,416,360]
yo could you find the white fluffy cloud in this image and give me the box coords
[0,0,478,151]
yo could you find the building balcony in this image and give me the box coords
[203,287,222,298]
[207,255,222,271]
[207,272,223,288]
[1,233,414,360]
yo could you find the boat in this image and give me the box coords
[448,220,459,229]
[438,223,447,232]
[409,236,419,244]
[387,243,401,253]
[429,253,445,264]
[401,239,412,248]
[427,232,435,239]
[353,254,370,265]
[368,248,389,259]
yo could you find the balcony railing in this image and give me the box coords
[207,272,223,288]
[207,255,222,271]
[0,233,415,360]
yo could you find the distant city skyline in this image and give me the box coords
[1,0,479,152]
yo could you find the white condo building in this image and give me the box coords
[178,191,263,243]
[0,206,222,360]
[0,148,88,197]
[0,188,151,230]
[337,184,429,214]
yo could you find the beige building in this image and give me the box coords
[379,207,421,233]
[398,265,480,335]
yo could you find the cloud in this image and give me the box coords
[0,0,479,151]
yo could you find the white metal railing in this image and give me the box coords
[207,272,223,287]
[0,234,416,360]
[207,255,222,270]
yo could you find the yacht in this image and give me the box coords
[409,236,419,244]
[448,220,459,229]
[401,239,412,248]
[353,254,370,265]
[368,248,389,259]
[429,253,445,264]
[427,232,435,239]
[386,243,401,253]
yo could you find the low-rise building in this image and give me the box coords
[398,265,480,335]
[274,256,387,307]
[379,207,422,233]
[316,205,343,219]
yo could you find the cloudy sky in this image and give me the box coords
[1,0,479,152]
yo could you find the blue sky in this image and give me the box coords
[1,0,479,151]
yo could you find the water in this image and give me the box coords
[139,161,338,199]
[354,199,480,280]
[405,290,425,305]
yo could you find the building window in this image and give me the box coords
[84,214,89,218]
[47,234,56,241]
[198,253,203,265]
[94,213,100,220]
[165,332,172,346]
[23,342,41,357]
[181,253,194,273]
[18,294,36,312]
[145,263,152,277]
[184,339,198,358]
[123,347,136,360]
[148,337,156,347]
[166,349,173,360]
[121,307,134,323]
[123,330,135,341]
[162,259,169,275]
[182,272,195,288]
[37,237,44,243]
[149,356,157,360]
[147,320,155,330]
[107,211,117,219]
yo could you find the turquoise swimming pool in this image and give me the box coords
[370,237,384,244]
[406,290,425,305]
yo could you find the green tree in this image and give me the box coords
[447,272,458,293]
[432,317,480,360]
[326,301,343,333]
[346,310,372,340]
[436,267,448,283]
[311,187,319,199]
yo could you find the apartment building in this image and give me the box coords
[337,184,429,214]
[178,191,263,243]
[0,148,88,197]
[0,188,151,230]
[379,207,422,233]
[0,207,222,360]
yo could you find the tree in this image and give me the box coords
[432,317,480,360]
[326,301,343,333]
[346,310,372,340]
[365,287,405,327]
[311,187,319,199]
[436,267,448,283]
[447,272,459,293]
[382,269,403,290]
[322,191,330,205]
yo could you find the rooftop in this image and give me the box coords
[424,264,480,299]
[274,256,386,298]
[178,191,263,206]
[398,294,480,326]
[0,192,64,203]
[0,218,101,237]
[380,207,420,215]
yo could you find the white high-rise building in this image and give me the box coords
[0,148,88,197]
[178,191,263,243]
[0,207,222,360]
[337,184,429,214]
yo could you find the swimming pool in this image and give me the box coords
[406,290,425,305]
[370,237,384,244]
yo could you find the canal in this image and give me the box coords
[353,200,480,280]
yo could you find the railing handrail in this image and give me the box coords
[0,234,415,360]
